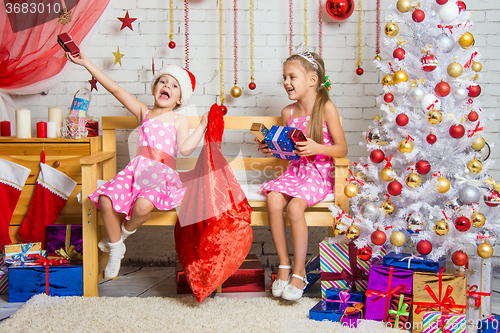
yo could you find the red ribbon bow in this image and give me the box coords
[427,99,439,111]
[467,284,491,307]
[384,154,393,168]
[437,313,454,333]
[467,121,484,138]
[437,24,454,34]
[346,169,366,186]
[36,255,68,295]
[464,52,478,68]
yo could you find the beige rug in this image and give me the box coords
[0,294,396,332]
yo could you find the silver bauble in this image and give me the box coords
[479,142,491,161]
[439,2,459,22]
[459,185,481,205]
[411,87,426,102]
[445,197,463,210]
[454,87,468,101]
[435,33,454,53]
[366,127,387,144]
[361,202,378,219]
[421,94,441,112]
[406,213,424,233]
[382,113,396,130]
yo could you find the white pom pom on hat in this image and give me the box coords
[150,65,196,108]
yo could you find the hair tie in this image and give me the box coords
[323,75,332,92]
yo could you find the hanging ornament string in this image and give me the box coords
[219,0,225,106]
[230,0,241,98]
[375,0,381,60]
[318,0,323,57]
[303,0,308,47]
[249,0,256,90]
[356,0,364,75]
[289,0,293,56]
[168,0,175,49]
[184,0,189,69]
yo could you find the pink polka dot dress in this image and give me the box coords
[260,107,335,206]
[89,113,185,219]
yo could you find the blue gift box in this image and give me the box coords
[479,316,500,333]
[8,263,83,302]
[304,252,320,292]
[382,252,445,273]
[324,288,365,310]
[264,125,299,161]
[309,301,343,322]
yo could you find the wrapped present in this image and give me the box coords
[8,257,82,302]
[4,242,44,264]
[0,256,7,295]
[412,268,467,333]
[271,251,320,293]
[341,304,364,329]
[86,120,99,137]
[422,311,466,333]
[466,257,492,323]
[478,315,500,333]
[324,288,365,311]
[264,125,299,161]
[309,301,343,323]
[383,252,446,273]
[386,293,412,330]
[250,123,269,143]
[287,128,316,162]
[176,254,264,294]
[46,225,83,260]
[57,33,80,57]
[320,238,386,299]
[365,264,413,322]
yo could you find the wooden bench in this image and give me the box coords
[80,115,350,296]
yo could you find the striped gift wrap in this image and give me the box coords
[0,255,7,295]
[423,311,466,333]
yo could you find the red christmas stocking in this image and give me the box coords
[18,163,77,245]
[0,159,31,248]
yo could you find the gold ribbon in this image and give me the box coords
[55,225,82,260]
[484,178,500,192]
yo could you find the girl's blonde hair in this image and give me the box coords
[284,52,330,144]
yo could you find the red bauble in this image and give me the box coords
[452,250,469,266]
[421,53,438,72]
[393,48,406,61]
[457,1,466,12]
[325,0,355,21]
[435,81,451,97]
[468,111,479,122]
[248,82,256,90]
[219,104,228,115]
[484,190,500,207]
[412,9,425,22]
[356,67,364,75]
[370,149,385,164]
[417,240,433,255]
[371,230,387,246]
[396,113,409,126]
[436,0,448,4]
[357,246,372,261]
[416,160,431,175]
[449,124,465,139]
[468,85,481,98]
[387,180,402,196]
[454,216,471,232]
[426,133,437,144]
[168,41,176,49]
[384,93,394,103]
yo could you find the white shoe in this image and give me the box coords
[281,274,308,301]
[271,265,292,297]
[98,224,136,252]
[104,239,126,279]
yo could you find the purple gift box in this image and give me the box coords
[46,225,83,260]
[365,264,413,322]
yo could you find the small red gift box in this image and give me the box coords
[57,33,80,57]
[85,120,99,137]
[386,293,412,330]
[287,128,316,162]
[176,254,265,294]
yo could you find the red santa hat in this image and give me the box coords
[150,65,196,108]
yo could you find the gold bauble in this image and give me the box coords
[471,137,486,151]
[344,183,359,198]
[434,220,450,236]
[382,74,394,86]
[447,62,464,78]
[471,61,482,72]
[390,231,406,247]
[471,212,486,228]
[405,172,422,188]
[467,158,483,174]
[398,139,414,153]
[333,221,345,236]
[354,170,368,182]
[380,167,394,182]
[427,110,443,125]
[384,21,399,37]
[437,177,451,193]
[393,70,409,84]
[230,85,242,98]
[374,54,382,61]
[477,242,494,259]
[396,0,412,13]
[458,32,475,49]
[346,225,361,240]
[381,200,396,215]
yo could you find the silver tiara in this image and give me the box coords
[293,43,318,69]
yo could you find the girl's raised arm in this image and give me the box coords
[176,113,209,156]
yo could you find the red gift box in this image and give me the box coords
[57,33,80,57]
[386,293,412,330]
[176,254,265,294]
[85,120,99,137]
[287,128,316,162]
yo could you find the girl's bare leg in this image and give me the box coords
[286,197,308,289]
[267,191,292,281]
[99,196,123,243]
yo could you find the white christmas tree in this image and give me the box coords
[330,0,497,264]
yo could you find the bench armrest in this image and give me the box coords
[80,151,116,165]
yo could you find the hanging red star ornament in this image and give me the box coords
[88,76,98,92]
[118,11,137,31]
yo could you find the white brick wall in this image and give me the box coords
[9,0,500,266]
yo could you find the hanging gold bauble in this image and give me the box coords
[467,158,483,174]
[333,221,345,236]
[374,54,382,61]
[230,85,242,98]
[458,32,475,49]
[471,137,486,151]
[346,225,361,240]
[354,170,368,182]
[396,0,412,13]
[437,177,451,193]
[434,220,450,236]
[471,212,486,228]
[380,167,394,182]
[390,231,406,247]
[477,242,494,259]
[393,69,409,84]
[382,74,394,86]
[471,61,482,72]
[381,200,396,215]
[384,21,399,37]
[398,139,414,153]
[406,172,422,188]
[344,183,359,198]
[427,110,443,125]
[447,62,464,78]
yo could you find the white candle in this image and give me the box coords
[48,106,63,138]
[15,108,31,138]
[47,121,57,138]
